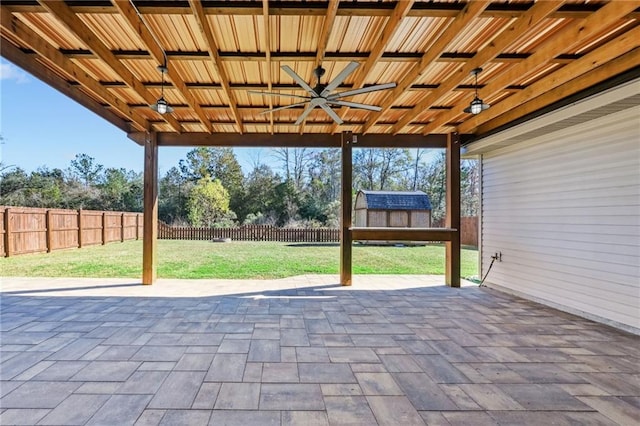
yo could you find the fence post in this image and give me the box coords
[78,209,83,248]
[102,212,107,245]
[136,214,140,240]
[46,209,53,253]
[121,212,125,242]
[4,208,12,257]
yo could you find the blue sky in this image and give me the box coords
[0,59,269,176]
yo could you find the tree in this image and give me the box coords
[179,147,245,220]
[0,167,74,208]
[411,148,428,190]
[270,180,301,226]
[69,154,103,187]
[353,148,412,190]
[26,167,65,207]
[98,168,142,211]
[187,176,233,227]
[241,164,282,223]
[272,148,314,191]
[308,149,341,205]
[461,159,480,217]
[159,166,191,224]
[0,167,29,205]
[418,151,446,223]
[378,148,412,189]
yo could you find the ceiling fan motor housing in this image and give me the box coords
[314,65,326,79]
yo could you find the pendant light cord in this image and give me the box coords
[474,70,479,98]
[130,0,168,66]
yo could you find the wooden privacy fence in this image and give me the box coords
[432,216,479,247]
[158,217,478,247]
[0,206,477,257]
[159,223,340,243]
[0,206,143,257]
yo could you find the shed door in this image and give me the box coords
[389,211,409,227]
[368,211,387,227]
[411,211,430,227]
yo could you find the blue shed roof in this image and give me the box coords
[359,190,431,210]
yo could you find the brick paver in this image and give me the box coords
[1,275,638,425]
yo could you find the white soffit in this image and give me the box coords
[464,78,640,156]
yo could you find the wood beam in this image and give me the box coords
[329,0,415,133]
[0,8,148,131]
[361,1,490,134]
[142,132,158,285]
[340,131,353,286]
[7,2,627,20]
[132,103,442,112]
[189,0,244,134]
[426,0,640,135]
[315,0,340,68]
[143,119,445,130]
[144,132,447,148]
[476,49,640,135]
[390,0,565,134]
[458,3,640,134]
[113,1,213,133]
[351,228,455,241]
[56,48,576,64]
[464,30,640,135]
[445,133,461,288]
[0,36,132,133]
[261,0,274,134]
[128,131,146,146]
[37,0,181,132]
[299,0,340,135]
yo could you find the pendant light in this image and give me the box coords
[464,67,489,115]
[150,63,173,114]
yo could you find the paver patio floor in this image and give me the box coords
[1,275,638,425]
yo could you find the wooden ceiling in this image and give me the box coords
[1,1,639,140]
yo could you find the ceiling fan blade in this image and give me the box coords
[328,82,397,99]
[248,90,310,100]
[320,61,360,97]
[259,102,308,114]
[294,103,317,125]
[282,65,318,97]
[326,100,382,112]
[319,104,344,125]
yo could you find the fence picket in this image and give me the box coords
[155,223,342,244]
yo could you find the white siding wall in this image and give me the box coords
[481,107,640,331]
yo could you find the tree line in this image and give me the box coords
[0,148,478,228]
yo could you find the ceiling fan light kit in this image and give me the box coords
[150,64,173,115]
[464,67,490,115]
[249,61,396,125]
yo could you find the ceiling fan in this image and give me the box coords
[248,61,396,125]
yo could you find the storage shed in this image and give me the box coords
[355,190,431,228]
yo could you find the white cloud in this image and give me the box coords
[0,62,29,84]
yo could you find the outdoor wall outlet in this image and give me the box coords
[492,252,502,262]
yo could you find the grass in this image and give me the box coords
[0,240,478,279]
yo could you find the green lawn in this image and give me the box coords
[0,240,478,279]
